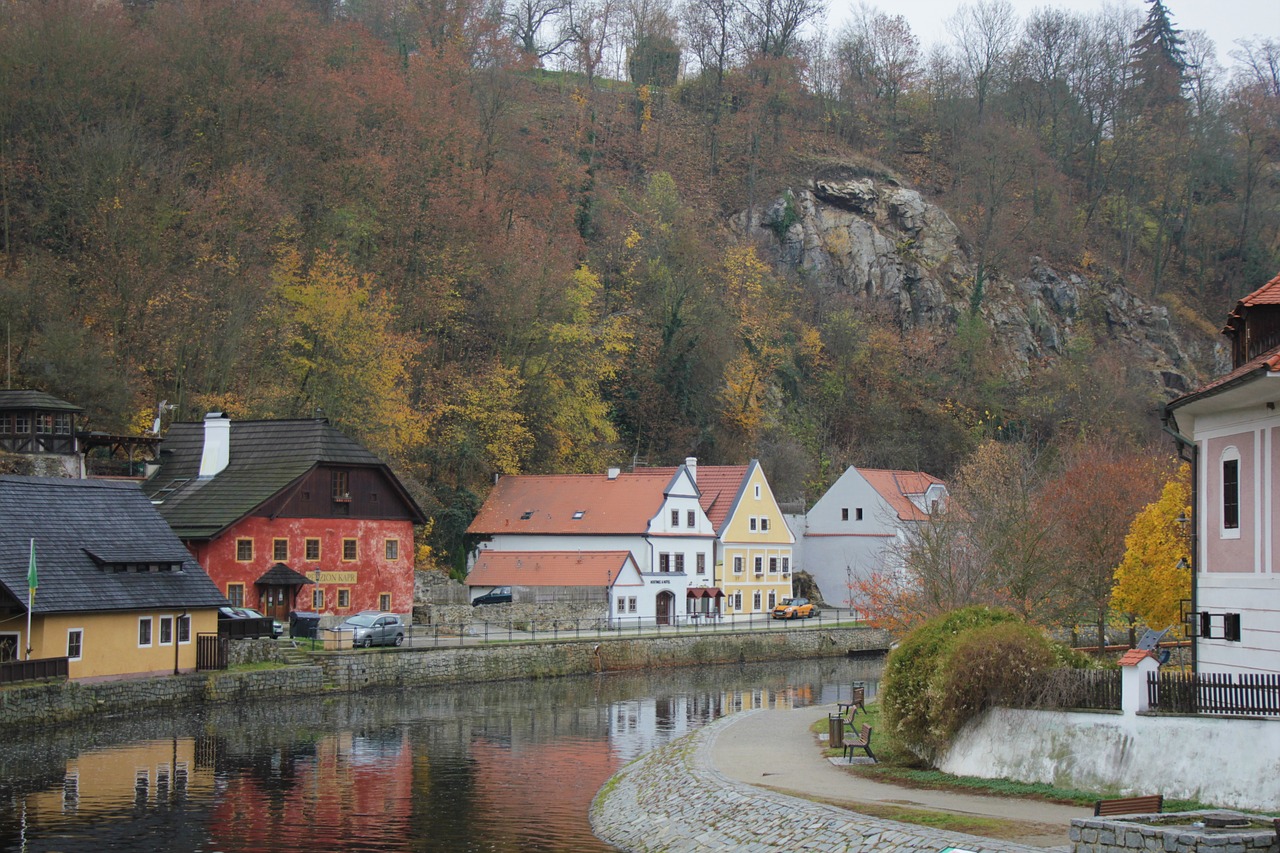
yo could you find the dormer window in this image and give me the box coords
[520,510,535,520]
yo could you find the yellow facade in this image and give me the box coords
[717,466,794,615]
[22,608,220,680]
[28,737,214,817]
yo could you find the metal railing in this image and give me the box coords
[0,656,69,685]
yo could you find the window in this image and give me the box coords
[841,507,849,521]
[55,413,72,435]
[236,539,253,561]
[313,588,325,610]
[856,508,863,521]
[754,556,763,575]
[628,597,637,613]
[617,597,626,614]
[331,470,350,501]
[385,539,399,560]
[1223,455,1240,531]
[754,484,761,499]
[696,553,706,575]
[768,591,776,609]
[687,509,696,528]
[227,583,245,607]
[752,591,762,610]
[658,553,669,572]
[342,539,357,561]
[0,414,10,433]
[675,553,686,572]
[749,517,758,532]
[15,415,29,435]
[305,538,320,561]
[733,556,743,574]
[337,589,351,608]
[159,616,173,645]
[177,616,191,644]
[769,557,778,573]
[781,557,790,574]
[36,413,53,434]
[671,509,680,527]
[379,593,392,612]
[572,510,585,519]
[733,592,742,611]
[67,629,83,661]
[138,618,153,647]
[760,517,769,532]
[269,539,287,561]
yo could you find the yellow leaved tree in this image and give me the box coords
[1111,465,1192,635]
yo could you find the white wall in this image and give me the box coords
[939,707,1280,811]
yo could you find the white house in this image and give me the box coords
[786,466,948,607]
[465,463,718,625]
[1166,270,1280,675]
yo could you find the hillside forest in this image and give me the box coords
[0,0,1276,630]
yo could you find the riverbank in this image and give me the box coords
[591,707,1075,853]
[0,626,889,730]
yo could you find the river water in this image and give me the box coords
[0,657,882,852]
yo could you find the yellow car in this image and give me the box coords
[772,597,815,619]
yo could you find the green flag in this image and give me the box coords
[27,538,37,599]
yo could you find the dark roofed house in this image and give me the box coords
[0,390,83,477]
[0,476,226,678]
[143,414,426,623]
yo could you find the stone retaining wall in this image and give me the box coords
[591,711,1040,853]
[1069,814,1279,853]
[2,627,888,730]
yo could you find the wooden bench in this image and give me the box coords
[837,686,866,721]
[1093,794,1163,817]
[841,723,875,762]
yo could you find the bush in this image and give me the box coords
[881,606,1068,762]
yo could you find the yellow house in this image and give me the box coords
[683,459,795,618]
[0,476,226,679]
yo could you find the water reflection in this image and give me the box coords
[0,657,880,852]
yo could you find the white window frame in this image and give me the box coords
[697,553,706,575]
[761,517,770,532]
[66,628,84,661]
[138,617,153,648]
[733,555,743,574]
[1220,446,1242,539]
[177,615,191,644]
[671,509,680,527]
[749,517,758,532]
[687,509,695,528]
[754,484,761,499]
[754,556,763,575]
[752,591,762,610]
[159,616,174,646]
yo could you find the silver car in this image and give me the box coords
[340,612,405,648]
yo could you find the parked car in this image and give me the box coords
[772,597,815,620]
[471,587,512,606]
[218,606,283,638]
[339,611,405,648]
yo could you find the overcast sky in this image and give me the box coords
[826,0,1279,70]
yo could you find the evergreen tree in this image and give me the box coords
[1128,0,1189,110]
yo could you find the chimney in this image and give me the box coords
[685,456,698,482]
[607,468,621,480]
[199,412,230,478]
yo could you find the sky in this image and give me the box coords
[826,0,1279,70]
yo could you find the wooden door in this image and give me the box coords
[262,586,291,621]
[656,592,672,625]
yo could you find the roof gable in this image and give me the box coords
[0,476,225,614]
[859,469,946,522]
[143,419,423,539]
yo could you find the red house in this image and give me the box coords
[143,414,426,622]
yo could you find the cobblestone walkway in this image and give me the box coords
[591,711,1045,853]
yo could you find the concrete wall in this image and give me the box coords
[939,706,1280,812]
[1,626,890,731]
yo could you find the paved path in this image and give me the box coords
[592,705,1088,853]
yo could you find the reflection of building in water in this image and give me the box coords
[608,684,814,762]
[206,729,413,850]
[27,738,213,819]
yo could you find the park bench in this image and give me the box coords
[837,685,866,721]
[1093,794,1163,817]
[841,723,875,762]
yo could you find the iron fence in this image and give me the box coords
[1148,671,1280,716]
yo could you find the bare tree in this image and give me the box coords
[504,0,574,60]
[738,0,825,62]
[564,0,621,86]
[947,0,1018,122]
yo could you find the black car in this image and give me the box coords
[471,587,512,605]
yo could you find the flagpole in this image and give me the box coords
[26,537,35,661]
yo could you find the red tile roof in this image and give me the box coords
[466,550,638,587]
[648,464,751,534]
[860,469,946,522]
[1118,648,1158,667]
[466,470,676,535]
[1238,272,1280,306]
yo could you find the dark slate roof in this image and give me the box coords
[257,563,313,586]
[0,476,227,615]
[0,390,83,413]
[142,419,421,540]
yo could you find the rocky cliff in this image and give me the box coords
[741,169,1208,396]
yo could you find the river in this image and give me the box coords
[0,657,882,852]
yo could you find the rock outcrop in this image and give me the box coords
[740,172,1201,394]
